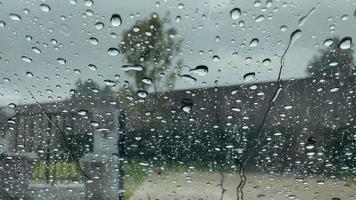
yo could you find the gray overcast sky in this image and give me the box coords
[0,0,355,105]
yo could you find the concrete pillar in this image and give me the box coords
[81,108,120,200]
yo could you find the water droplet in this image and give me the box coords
[254,1,261,7]
[177,3,184,9]
[89,37,99,45]
[26,71,33,77]
[73,69,81,74]
[249,84,258,90]
[341,14,348,21]
[139,162,149,166]
[8,103,16,108]
[323,38,334,46]
[108,48,119,56]
[69,0,77,5]
[231,107,241,112]
[183,106,191,113]
[111,14,122,26]
[84,0,93,7]
[21,56,32,63]
[330,87,339,92]
[249,38,259,47]
[137,90,148,98]
[280,25,287,32]
[255,15,264,22]
[284,105,293,110]
[290,29,302,46]
[32,47,41,54]
[181,74,197,83]
[142,77,152,85]
[329,62,338,67]
[298,6,317,26]
[230,8,241,20]
[231,89,238,95]
[262,58,271,65]
[0,21,6,27]
[317,180,326,185]
[78,110,88,116]
[95,22,104,30]
[121,64,143,71]
[88,64,97,71]
[25,35,32,41]
[175,16,181,23]
[190,65,208,76]
[339,37,352,50]
[57,58,67,64]
[243,72,255,82]
[40,4,51,12]
[104,79,116,86]
[91,121,100,127]
[212,55,220,62]
[9,13,21,21]
[132,26,140,32]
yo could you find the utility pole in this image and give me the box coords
[118,110,126,199]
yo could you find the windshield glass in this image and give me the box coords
[0,0,355,199]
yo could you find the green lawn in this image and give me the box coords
[31,161,83,185]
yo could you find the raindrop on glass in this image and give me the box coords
[111,14,122,26]
[32,47,41,54]
[249,38,259,47]
[212,55,220,62]
[230,8,241,20]
[107,48,119,56]
[88,64,97,71]
[255,15,264,22]
[339,37,352,50]
[84,0,93,7]
[262,58,271,65]
[137,90,148,98]
[243,72,255,82]
[9,13,21,21]
[142,78,152,85]
[323,38,334,46]
[21,56,32,63]
[40,4,51,12]
[57,58,67,64]
[89,37,99,45]
[95,22,104,30]
[121,64,143,71]
[190,65,208,76]
[0,21,6,27]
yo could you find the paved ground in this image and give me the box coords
[130,172,356,200]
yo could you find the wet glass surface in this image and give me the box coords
[0,0,356,199]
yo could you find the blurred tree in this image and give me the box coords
[71,79,101,102]
[119,13,182,127]
[307,37,355,78]
[319,126,356,177]
[120,13,182,93]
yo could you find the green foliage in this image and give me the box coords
[307,37,355,78]
[65,132,93,162]
[320,126,356,177]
